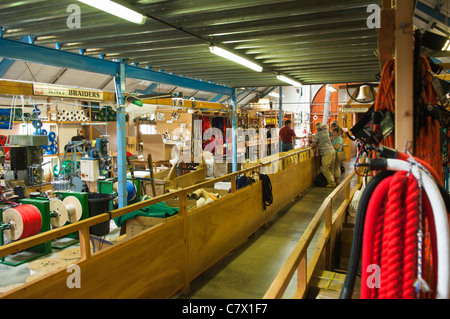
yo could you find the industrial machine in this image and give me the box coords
[80,136,113,183]
[0,192,86,266]
[2,135,48,187]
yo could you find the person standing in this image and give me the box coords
[279,120,301,152]
[311,124,338,187]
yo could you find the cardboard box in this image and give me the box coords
[141,134,175,162]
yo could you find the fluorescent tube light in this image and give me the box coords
[209,46,263,72]
[443,39,450,51]
[78,0,146,24]
[277,75,302,87]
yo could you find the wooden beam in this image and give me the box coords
[378,8,396,70]
[394,1,414,152]
[437,63,450,70]
[436,73,450,81]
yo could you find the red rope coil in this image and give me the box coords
[361,170,435,299]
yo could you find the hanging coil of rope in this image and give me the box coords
[340,149,449,299]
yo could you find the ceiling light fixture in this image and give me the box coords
[277,75,302,87]
[443,39,450,51]
[209,46,263,72]
[77,0,146,24]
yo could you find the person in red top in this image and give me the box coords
[279,120,300,152]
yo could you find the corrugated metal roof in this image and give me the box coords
[0,0,383,90]
[2,1,447,99]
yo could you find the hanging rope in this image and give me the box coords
[373,58,396,149]
[414,56,442,181]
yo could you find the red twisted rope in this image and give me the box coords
[403,174,419,299]
[384,173,408,299]
[362,170,426,299]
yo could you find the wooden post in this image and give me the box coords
[179,190,190,294]
[325,200,333,270]
[297,252,307,298]
[78,227,91,260]
[230,175,236,193]
[394,1,414,153]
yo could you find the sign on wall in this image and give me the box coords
[33,83,104,100]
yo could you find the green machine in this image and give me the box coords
[0,198,52,266]
[0,192,88,265]
[97,177,142,210]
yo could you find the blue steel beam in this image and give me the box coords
[0,58,15,77]
[415,1,450,27]
[0,38,234,96]
[143,82,158,95]
[211,94,223,102]
[260,86,276,98]
[0,36,31,78]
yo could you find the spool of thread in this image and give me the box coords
[32,120,42,129]
[63,196,82,223]
[2,204,42,240]
[127,180,137,202]
[0,135,7,146]
[48,131,56,142]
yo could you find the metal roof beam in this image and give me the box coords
[0,58,15,77]
[415,1,450,27]
[0,38,233,95]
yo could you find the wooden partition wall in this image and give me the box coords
[263,171,362,299]
[0,147,319,299]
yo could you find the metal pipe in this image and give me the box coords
[231,89,238,173]
[115,63,127,208]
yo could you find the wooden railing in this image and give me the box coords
[0,147,319,298]
[263,170,361,299]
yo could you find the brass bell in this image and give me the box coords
[356,85,375,103]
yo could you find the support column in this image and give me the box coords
[323,85,331,125]
[231,88,238,173]
[394,1,414,152]
[278,86,283,127]
[279,86,283,151]
[114,63,128,208]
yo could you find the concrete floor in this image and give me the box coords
[177,164,355,299]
